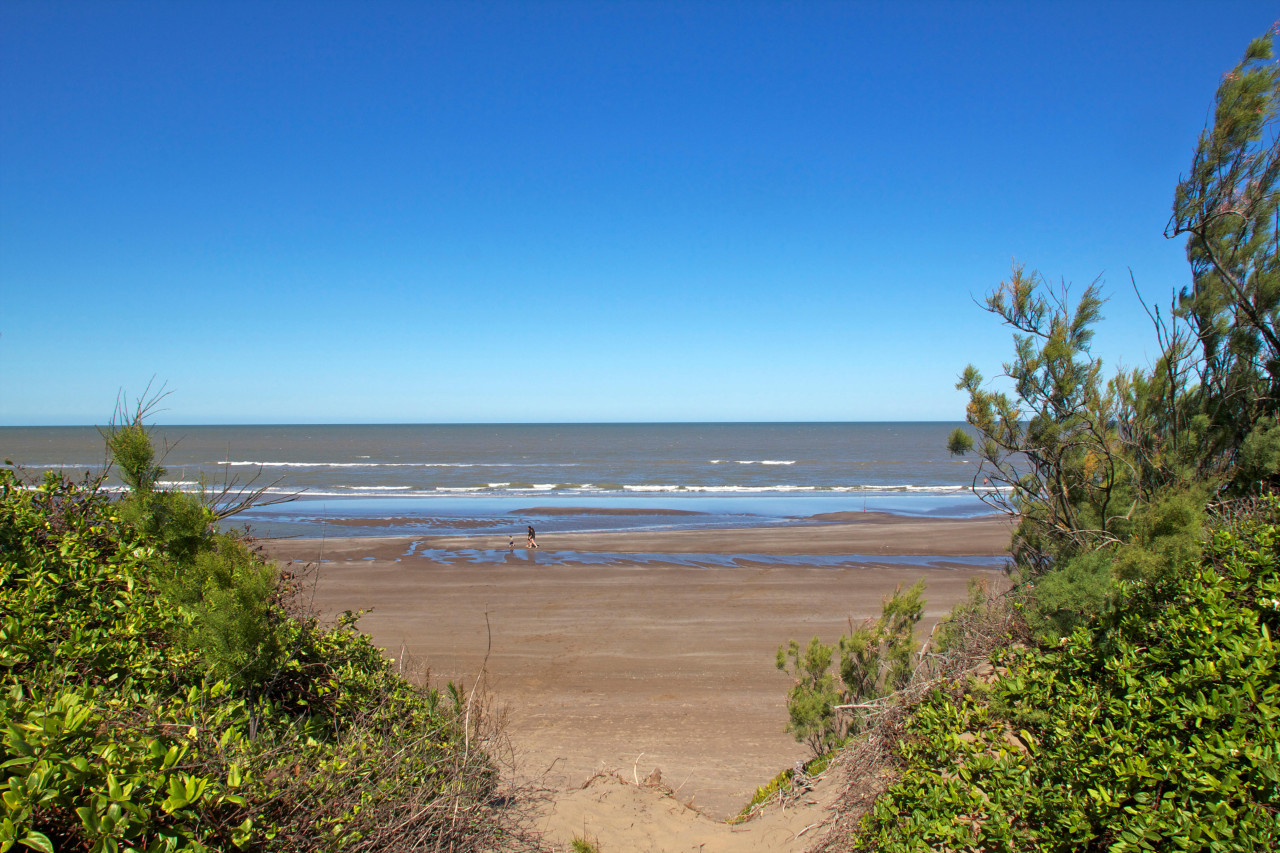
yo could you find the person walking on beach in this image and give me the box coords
[527,525,538,549]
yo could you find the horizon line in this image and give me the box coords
[0,419,969,428]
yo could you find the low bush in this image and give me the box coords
[851,499,1280,851]
[777,582,924,757]
[0,468,510,852]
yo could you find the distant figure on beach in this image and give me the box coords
[508,534,514,550]
[527,525,538,549]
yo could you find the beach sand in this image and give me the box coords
[263,513,1011,845]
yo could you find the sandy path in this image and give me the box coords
[264,514,1010,847]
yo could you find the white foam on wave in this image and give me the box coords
[617,483,977,495]
[12,463,101,470]
[338,485,413,491]
[621,484,816,493]
[217,460,581,468]
[735,460,797,465]
[238,482,991,500]
[420,463,581,468]
[219,461,394,468]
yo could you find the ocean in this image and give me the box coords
[1,422,997,540]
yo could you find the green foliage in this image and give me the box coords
[945,427,973,456]
[877,579,925,692]
[1020,549,1115,643]
[1110,486,1208,586]
[113,489,214,567]
[1016,481,1209,644]
[777,582,925,757]
[104,421,281,691]
[734,751,835,822]
[1237,416,1280,486]
[776,637,843,756]
[870,29,1280,851]
[160,535,285,689]
[0,465,502,851]
[1169,30,1280,485]
[952,264,1133,573]
[852,501,1280,852]
[105,420,166,494]
[836,624,880,704]
[949,29,1278,632]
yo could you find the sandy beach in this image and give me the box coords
[264,511,1011,833]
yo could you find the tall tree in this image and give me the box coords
[952,28,1280,578]
[1168,27,1280,486]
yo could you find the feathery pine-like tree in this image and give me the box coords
[952,27,1279,578]
[1168,27,1280,489]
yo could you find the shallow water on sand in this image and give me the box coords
[226,490,997,540]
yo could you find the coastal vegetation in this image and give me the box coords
[0,409,516,850]
[947,26,1280,636]
[851,500,1280,850]
[775,26,1280,851]
[776,581,924,757]
[5,23,1278,853]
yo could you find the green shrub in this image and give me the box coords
[852,501,1280,851]
[1019,486,1208,643]
[1021,549,1115,642]
[777,581,924,756]
[1110,486,1207,586]
[158,533,284,690]
[776,637,843,756]
[104,418,166,493]
[0,468,505,851]
[113,488,214,567]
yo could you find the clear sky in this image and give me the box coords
[1,1,1276,425]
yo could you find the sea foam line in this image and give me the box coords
[215,460,583,468]
[337,485,414,491]
[708,459,797,465]
[240,483,998,495]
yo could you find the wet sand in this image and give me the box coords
[263,513,1011,820]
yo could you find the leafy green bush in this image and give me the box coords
[0,468,506,852]
[104,418,166,494]
[1020,487,1208,643]
[852,501,1280,851]
[1110,486,1208,587]
[1019,549,1115,643]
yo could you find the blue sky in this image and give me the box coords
[1,1,1275,425]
